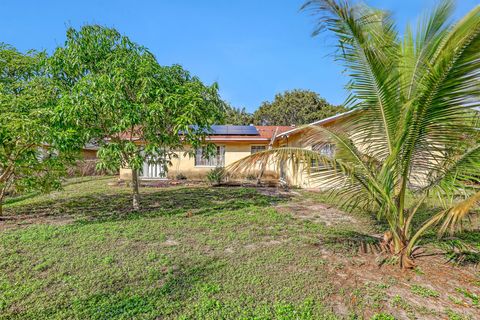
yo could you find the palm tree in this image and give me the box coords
[228,0,480,268]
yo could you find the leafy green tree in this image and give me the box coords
[51,26,224,210]
[222,104,253,125]
[229,0,480,268]
[252,89,346,125]
[0,44,77,215]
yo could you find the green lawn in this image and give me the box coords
[0,177,479,319]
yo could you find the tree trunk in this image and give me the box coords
[0,186,6,217]
[256,163,266,186]
[381,230,416,269]
[131,169,140,211]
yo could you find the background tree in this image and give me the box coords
[51,25,224,210]
[222,104,253,125]
[229,0,480,268]
[252,89,346,125]
[0,44,77,215]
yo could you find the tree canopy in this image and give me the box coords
[222,105,253,125]
[221,89,344,126]
[51,25,224,210]
[252,89,346,125]
[0,44,77,214]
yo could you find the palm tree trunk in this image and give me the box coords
[131,169,140,211]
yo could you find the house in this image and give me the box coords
[273,110,357,188]
[119,125,294,181]
[81,143,100,160]
[116,111,358,185]
[88,111,358,186]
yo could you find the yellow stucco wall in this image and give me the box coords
[274,116,351,190]
[128,142,270,180]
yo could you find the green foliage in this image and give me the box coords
[222,90,343,126]
[0,44,77,213]
[410,285,440,298]
[456,287,479,306]
[50,25,225,208]
[206,167,225,185]
[252,89,346,125]
[222,104,253,125]
[370,313,395,320]
[446,309,470,320]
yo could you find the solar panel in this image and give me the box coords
[186,125,259,136]
[233,126,258,135]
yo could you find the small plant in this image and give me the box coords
[456,287,479,306]
[410,284,440,298]
[370,313,395,320]
[176,172,187,180]
[446,309,469,320]
[448,295,463,305]
[206,167,225,185]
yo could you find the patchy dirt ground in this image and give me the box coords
[276,199,358,226]
[277,191,480,320]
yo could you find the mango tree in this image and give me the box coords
[0,44,77,215]
[51,26,224,210]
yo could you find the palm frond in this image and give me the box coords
[422,143,480,194]
[302,0,401,159]
[437,190,480,235]
[400,5,480,187]
[401,0,454,101]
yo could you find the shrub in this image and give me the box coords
[176,172,187,180]
[206,168,225,185]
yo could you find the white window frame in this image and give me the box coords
[194,145,225,167]
[250,145,267,154]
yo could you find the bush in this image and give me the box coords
[206,167,225,185]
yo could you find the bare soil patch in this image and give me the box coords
[276,199,358,226]
[278,195,480,319]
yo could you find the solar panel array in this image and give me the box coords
[186,125,260,135]
[209,125,259,135]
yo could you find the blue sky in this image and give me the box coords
[1,0,478,112]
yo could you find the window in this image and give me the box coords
[251,145,266,154]
[195,145,225,167]
[311,144,335,169]
[318,144,335,158]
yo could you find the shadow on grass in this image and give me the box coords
[317,230,382,254]
[3,186,286,224]
[3,191,41,206]
[36,258,221,319]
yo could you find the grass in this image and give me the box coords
[410,285,440,298]
[0,178,337,319]
[0,177,479,319]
